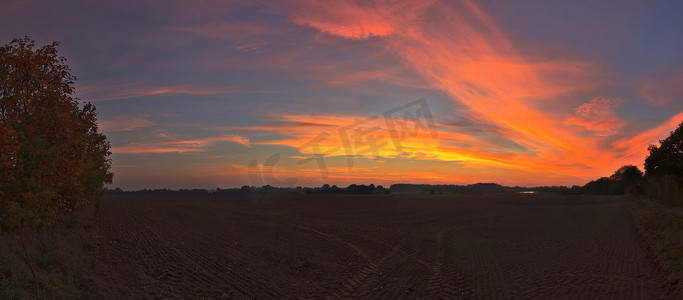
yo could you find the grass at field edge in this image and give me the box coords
[629,196,683,297]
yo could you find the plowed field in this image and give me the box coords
[89,193,668,299]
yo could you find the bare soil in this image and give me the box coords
[88,193,669,299]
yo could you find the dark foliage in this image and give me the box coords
[644,122,683,179]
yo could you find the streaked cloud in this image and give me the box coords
[263,0,682,185]
[76,82,235,101]
[173,21,269,40]
[98,114,158,132]
[284,0,609,176]
[112,133,250,154]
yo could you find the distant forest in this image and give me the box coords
[103,176,635,196]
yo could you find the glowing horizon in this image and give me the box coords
[4,0,682,189]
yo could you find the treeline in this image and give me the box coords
[104,188,210,195]
[218,184,389,195]
[101,167,652,197]
[387,182,636,195]
[106,182,572,195]
[390,183,524,194]
[105,184,390,195]
[569,165,644,195]
[574,121,682,206]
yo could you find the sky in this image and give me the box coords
[2,0,682,189]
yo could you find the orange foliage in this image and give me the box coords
[0,37,113,230]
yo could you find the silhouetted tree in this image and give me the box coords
[608,165,643,194]
[583,177,611,194]
[375,185,389,194]
[644,121,683,206]
[645,122,683,178]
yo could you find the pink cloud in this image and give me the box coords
[289,0,435,40]
[564,97,626,136]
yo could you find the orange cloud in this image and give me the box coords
[564,97,626,136]
[239,112,604,181]
[216,0,683,187]
[277,0,649,183]
[381,1,609,170]
[611,111,683,163]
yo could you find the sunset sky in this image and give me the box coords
[3,0,682,189]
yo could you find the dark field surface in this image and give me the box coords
[91,193,667,299]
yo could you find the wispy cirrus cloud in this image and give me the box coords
[112,133,250,154]
[172,21,269,39]
[98,114,157,132]
[283,0,615,179]
[76,81,235,101]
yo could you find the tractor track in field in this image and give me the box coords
[425,230,470,299]
[331,244,402,299]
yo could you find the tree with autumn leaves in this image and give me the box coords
[1,37,112,294]
[1,36,112,229]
